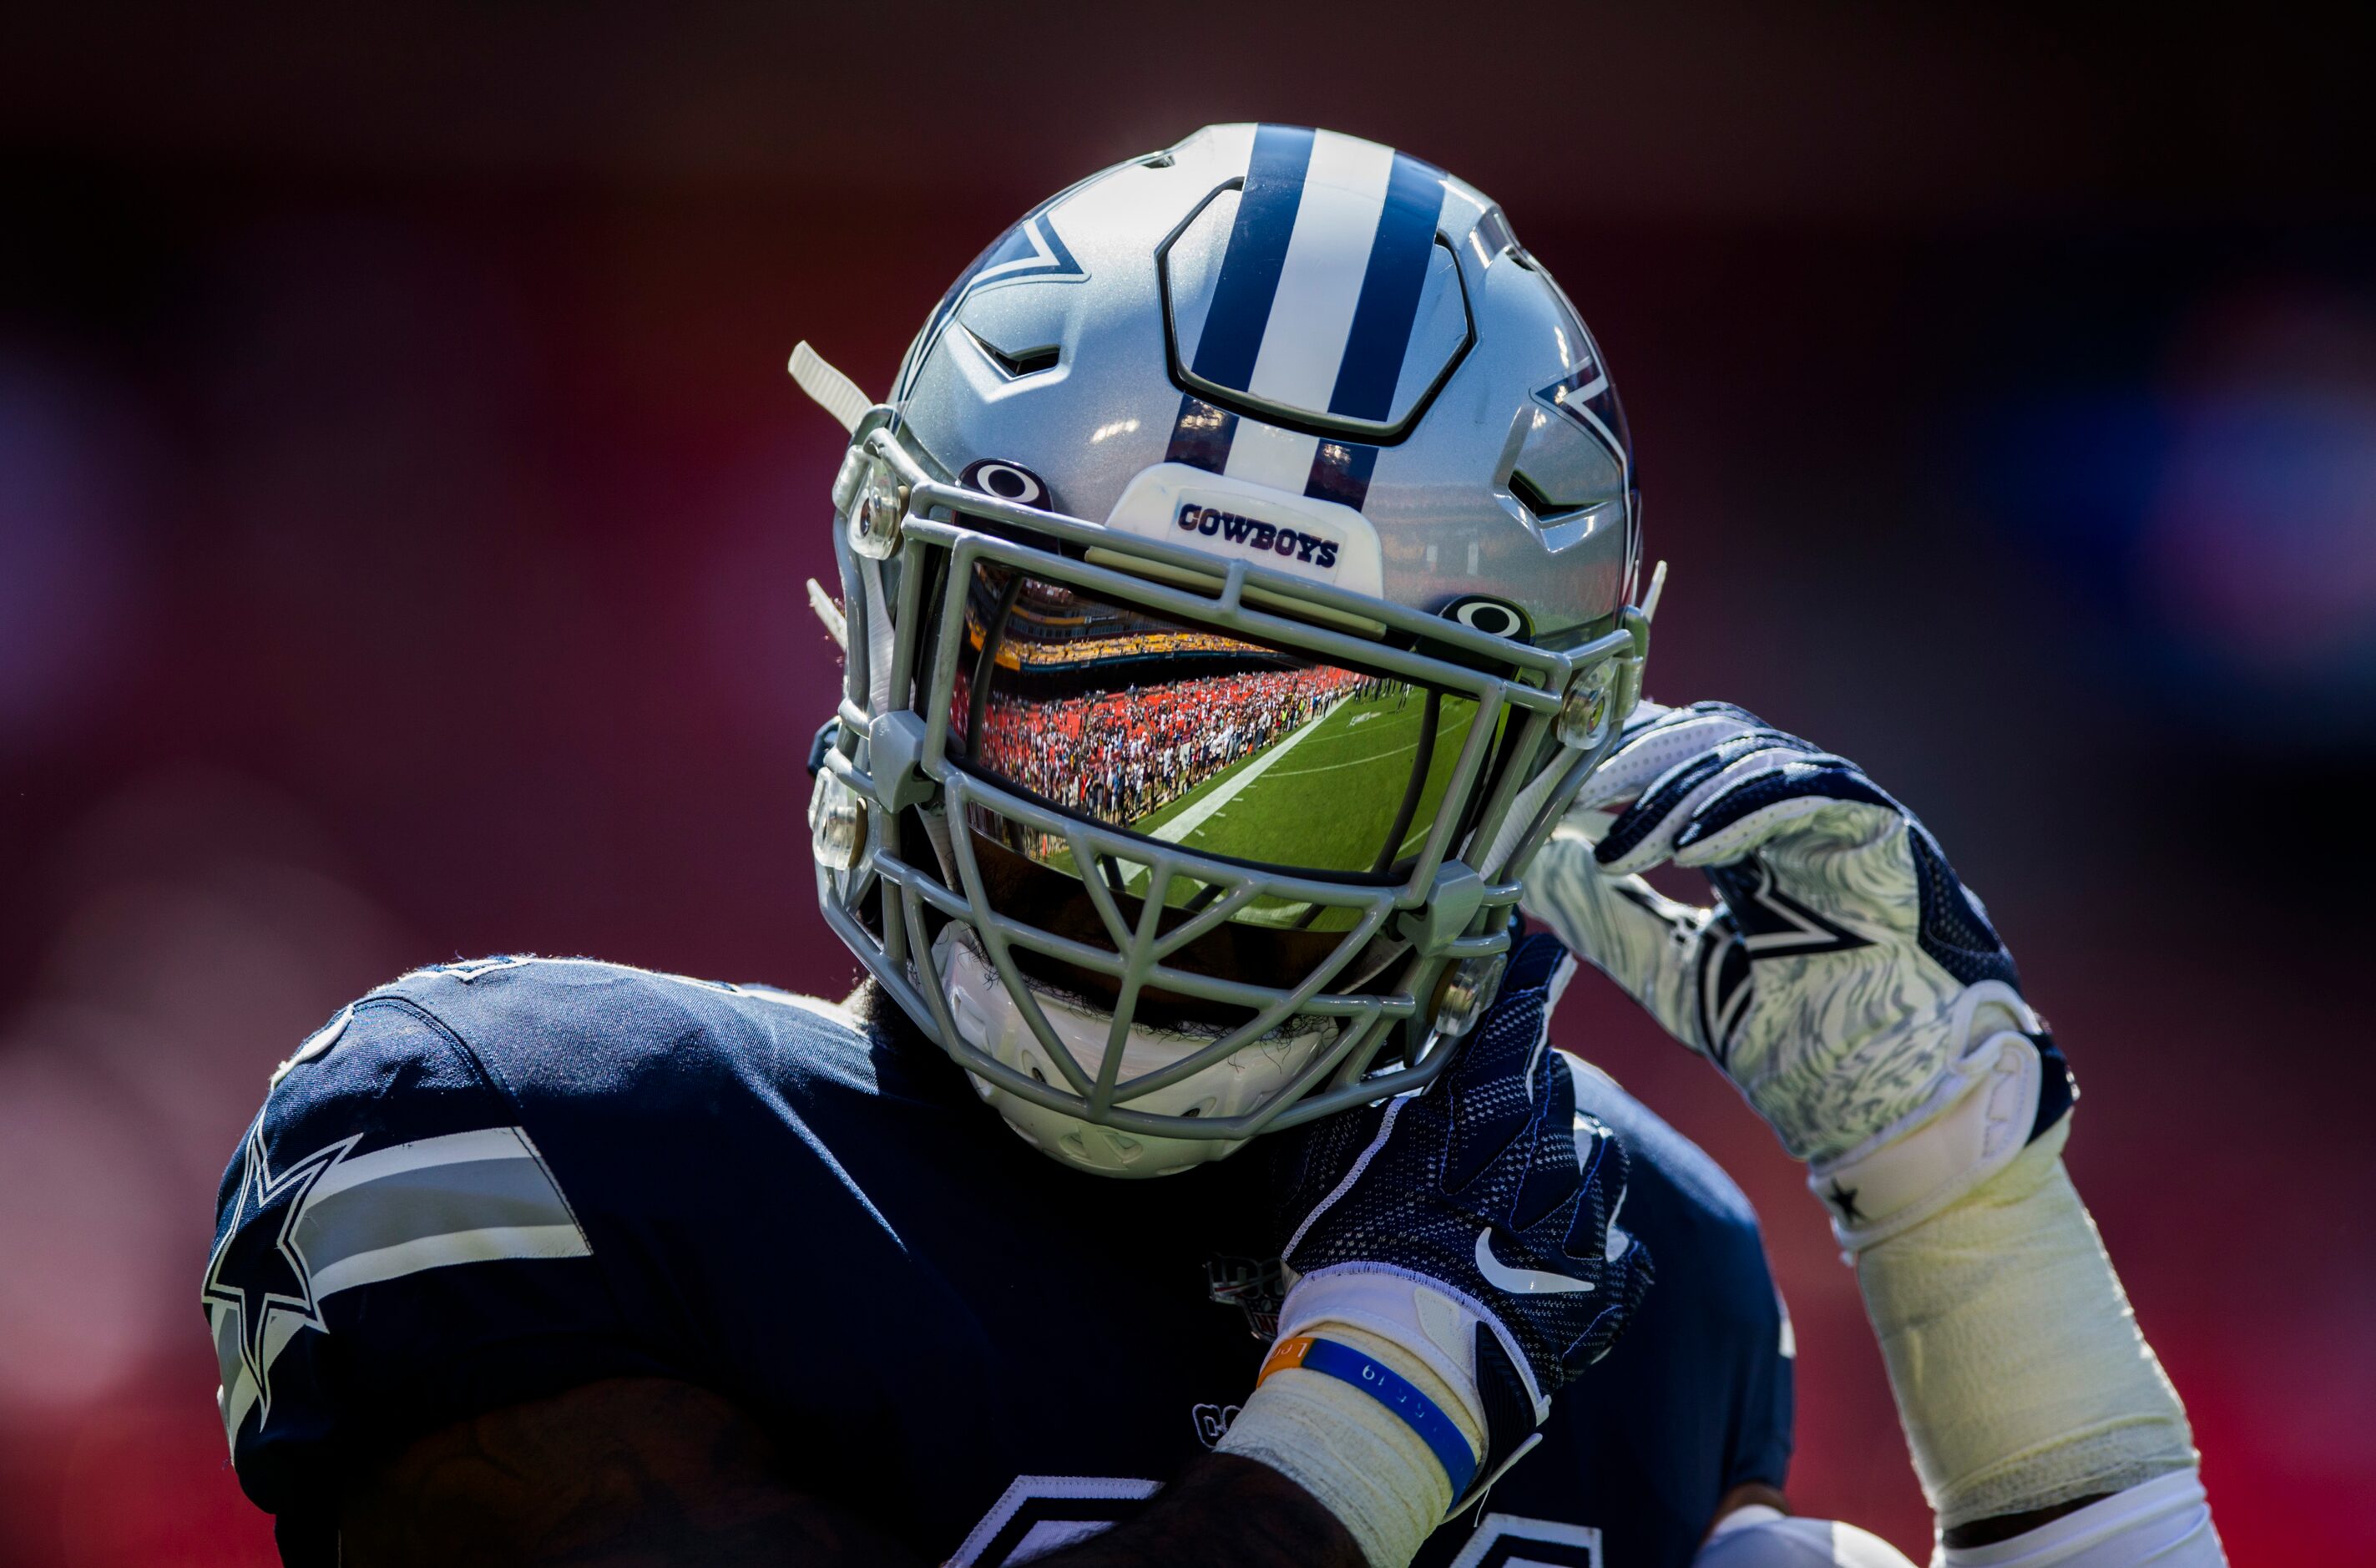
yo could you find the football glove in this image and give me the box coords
[1525,702,2075,1247]
[1261,933,1652,1499]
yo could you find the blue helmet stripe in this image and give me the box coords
[1327,151,1444,423]
[1304,438,1378,508]
[1189,124,1317,391]
[1165,392,1240,473]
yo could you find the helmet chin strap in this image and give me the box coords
[787,341,870,434]
[804,577,847,650]
[861,554,897,719]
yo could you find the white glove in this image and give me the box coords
[1524,701,2074,1243]
[1529,703,2205,1543]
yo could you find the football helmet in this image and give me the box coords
[797,124,1655,1176]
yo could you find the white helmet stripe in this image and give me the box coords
[1222,417,1322,491]
[1165,127,1453,512]
[1245,131,1399,412]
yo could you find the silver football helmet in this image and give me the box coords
[797,124,1654,1176]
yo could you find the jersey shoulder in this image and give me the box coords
[1565,1052,1770,1277]
[1556,1052,1795,1496]
[207,956,882,1521]
[367,953,877,1100]
[224,953,885,1238]
[248,953,878,1141]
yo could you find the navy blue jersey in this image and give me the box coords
[205,957,1791,1567]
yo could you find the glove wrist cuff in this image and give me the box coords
[1277,1268,1559,1513]
[1276,1268,1501,1432]
[1810,984,2051,1252]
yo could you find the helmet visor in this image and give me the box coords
[947,561,1489,920]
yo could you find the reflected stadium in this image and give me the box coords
[948,563,1486,932]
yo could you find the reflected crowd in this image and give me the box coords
[965,665,1393,827]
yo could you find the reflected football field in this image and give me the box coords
[1126,685,1477,892]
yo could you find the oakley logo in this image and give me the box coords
[961,458,1050,509]
[1176,503,1340,571]
[1443,594,1532,643]
[1474,1228,1595,1295]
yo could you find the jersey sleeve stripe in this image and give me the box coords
[310,1222,591,1300]
[294,1155,579,1266]
[305,1125,545,1201]
[292,1123,590,1297]
[212,1123,594,1450]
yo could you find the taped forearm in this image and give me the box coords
[1853,1119,2196,1530]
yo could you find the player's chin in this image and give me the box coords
[966,829,1405,1031]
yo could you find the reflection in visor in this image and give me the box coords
[948,564,1483,928]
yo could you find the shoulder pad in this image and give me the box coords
[208,992,592,1471]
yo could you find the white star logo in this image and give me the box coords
[200,1125,356,1427]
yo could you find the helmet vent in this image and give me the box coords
[963,325,1060,381]
[1508,469,1580,522]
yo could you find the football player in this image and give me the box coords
[207,124,1890,1566]
[1525,703,2229,1565]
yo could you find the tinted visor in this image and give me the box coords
[947,563,1484,916]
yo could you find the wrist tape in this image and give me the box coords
[1260,1336,1479,1500]
[1856,1117,2197,1530]
[1219,1321,1482,1568]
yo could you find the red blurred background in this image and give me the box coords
[4,6,2373,1562]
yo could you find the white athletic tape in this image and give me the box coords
[1858,1120,2198,1531]
[1219,1321,1471,1568]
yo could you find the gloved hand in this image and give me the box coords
[1254,933,1651,1505]
[1524,702,2074,1245]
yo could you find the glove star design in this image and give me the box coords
[1526,702,2075,1238]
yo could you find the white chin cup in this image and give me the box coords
[936,929,1333,1178]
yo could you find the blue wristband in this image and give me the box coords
[1258,1334,1479,1503]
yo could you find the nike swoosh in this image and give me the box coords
[1474,1227,1595,1295]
